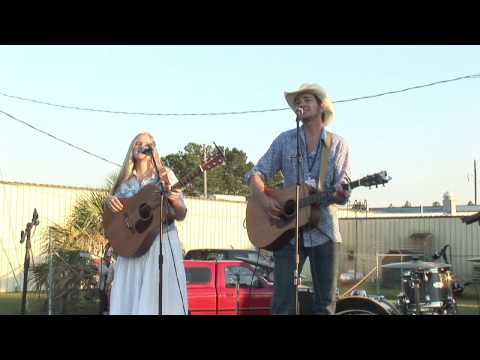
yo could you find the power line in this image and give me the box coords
[1,73,479,168]
[0,73,479,116]
[0,109,121,167]
[334,73,480,103]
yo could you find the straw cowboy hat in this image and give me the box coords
[284,83,335,125]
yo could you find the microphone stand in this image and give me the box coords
[143,147,165,315]
[294,111,303,315]
[150,151,165,315]
[20,209,39,315]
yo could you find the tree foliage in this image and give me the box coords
[163,142,283,197]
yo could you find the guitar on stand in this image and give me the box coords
[246,171,391,250]
[103,149,225,257]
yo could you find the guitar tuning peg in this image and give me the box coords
[376,185,378,188]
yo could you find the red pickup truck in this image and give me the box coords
[185,260,273,315]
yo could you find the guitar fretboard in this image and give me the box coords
[298,181,362,208]
[172,166,204,191]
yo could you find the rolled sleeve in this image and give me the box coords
[333,139,351,205]
[245,135,283,185]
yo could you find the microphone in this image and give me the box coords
[32,208,39,226]
[295,107,304,117]
[141,146,153,156]
[433,244,449,260]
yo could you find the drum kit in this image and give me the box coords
[383,259,457,315]
[337,258,457,315]
[239,251,459,315]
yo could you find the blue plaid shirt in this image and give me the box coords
[245,126,350,245]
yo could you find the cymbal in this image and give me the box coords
[466,257,480,263]
[382,260,451,270]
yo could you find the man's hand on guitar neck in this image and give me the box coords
[333,183,351,205]
[306,183,350,205]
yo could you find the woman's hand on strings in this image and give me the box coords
[106,195,124,213]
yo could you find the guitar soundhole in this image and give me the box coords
[135,203,153,234]
[139,203,152,219]
[283,200,296,217]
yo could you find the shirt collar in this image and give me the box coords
[300,125,327,149]
[132,169,156,182]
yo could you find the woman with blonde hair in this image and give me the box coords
[105,132,188,315]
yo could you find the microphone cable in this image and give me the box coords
[164,200,188,315]
[246,248,262,314]
[165,227,188,315]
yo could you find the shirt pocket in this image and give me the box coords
[285,150,299,168]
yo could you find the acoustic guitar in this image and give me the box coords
[246,171,391,251]
[103,153,225,257]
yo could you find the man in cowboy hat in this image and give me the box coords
[245,83,351,315]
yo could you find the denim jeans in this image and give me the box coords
[271,240,338,315]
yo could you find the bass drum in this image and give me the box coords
[336,296,401,315]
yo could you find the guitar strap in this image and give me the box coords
[317,131,332,191]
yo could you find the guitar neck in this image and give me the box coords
[171,166,204,191]
[299,181,362,208]
[299,191,330,208]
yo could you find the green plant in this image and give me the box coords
[30,174,116,314]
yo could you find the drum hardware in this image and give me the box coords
[336,296,401,315]
[382,260,451,271]
[350,289,367,297]
[305,257,459,315]
[398,267,456,315]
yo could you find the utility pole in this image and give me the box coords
[353,200,359,282]
[475,159,477,205]
[203,145,207,198]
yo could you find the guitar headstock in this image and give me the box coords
[172,143,226,191]
[357,171,391,189]
[200,142,226,171]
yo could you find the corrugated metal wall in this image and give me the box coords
[0,181,94,292]
[0,181,254,292]
[1,181,479,292]
[177,197,251,252]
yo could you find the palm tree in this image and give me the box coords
[31,173,117,314]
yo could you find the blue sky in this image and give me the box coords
[0,45,479,207]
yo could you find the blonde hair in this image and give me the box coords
[111,132,165,195]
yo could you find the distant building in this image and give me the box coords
[343,191,480,218]
[209,194,247,202]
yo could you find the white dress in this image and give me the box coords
[109,169,188,315]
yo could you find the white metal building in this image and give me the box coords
[1,180,479,292]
